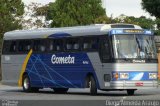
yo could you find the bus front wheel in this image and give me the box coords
[89,76,97,95]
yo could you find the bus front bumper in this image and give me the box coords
[106,80,158,89]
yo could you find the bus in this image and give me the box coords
[1,24,158,95]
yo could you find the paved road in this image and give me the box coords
[0,84,160,101]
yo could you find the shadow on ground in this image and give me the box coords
[1,88,153,97]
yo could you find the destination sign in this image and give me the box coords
[124,29,144,33]
[110,29,153,35]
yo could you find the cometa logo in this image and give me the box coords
[132,60,146,63]
[51,55,75,64]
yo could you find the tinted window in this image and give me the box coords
[10,41,17,53]
[2,40,12,54]
[33,40,46,52]
[49,39,63,52]
[82,37,99,51]
[99,36,111,62]
[18,40,32,52]
[3,40,31,54]
[65,38,80,51]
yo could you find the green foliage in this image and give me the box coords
[0,0,24,38]
[154,30,160,35]
[22,2,47,29]
[46,0,106,27]
[155,18,160,30]
[114,15,155,29]
[126,16,154,29]
[141,0,160,18]
[94,15,117,24]
[0,0,24,80]
[35,4,48,16]
[141,0,160,29]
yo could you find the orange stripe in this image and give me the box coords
[18,49,33,87]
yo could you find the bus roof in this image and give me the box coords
[4,24,142,40]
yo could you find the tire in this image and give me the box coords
[53,88,69,93]
[89,76,97,95]
[22,74,39,92]
[127,89,135,96]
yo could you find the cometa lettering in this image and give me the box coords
[51,55,75,64]
[132,60,146,63]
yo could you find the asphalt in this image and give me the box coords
[0,84,160,100]
[1,83,160,106]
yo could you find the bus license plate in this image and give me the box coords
[135,82,143,86]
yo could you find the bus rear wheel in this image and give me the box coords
[22,74,39,92]
[53,88,69,93]
[89,76,97,95]
[127,89,135,96]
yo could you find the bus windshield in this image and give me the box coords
[112,35,157,59]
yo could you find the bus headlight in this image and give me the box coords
[149,73,157,79]
[120,73,129,79]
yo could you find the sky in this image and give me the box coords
[22,0,153,18]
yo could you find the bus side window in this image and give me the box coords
[49,39,63,52]
[18,40,32,53]
[49,40,54,51]
[2,40,12,54]
[55,39,63,51]
[66,41,72,50]
[73,43,79,50]
[10,41,17,53]
[65,38,80,51]
[82,37,99,51]
[33,40,46,52]
[25,41,32,51]
[99,37,111,62]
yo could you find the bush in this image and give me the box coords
[154,30,160,35]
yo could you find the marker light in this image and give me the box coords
[149,73,157,79]
[120,73,129,79]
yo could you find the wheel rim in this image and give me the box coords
[23,77,29,89]
[89,80,91,88]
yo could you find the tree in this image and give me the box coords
[141,0,160,29]
[0,0,24,80]
[45,0,106,27]
[0,0,24,41]
[141,0,160,18]
[22,2,48,29]
[114,15,155,30]
[155,18,160,35]
[94,15,116,24]
[126,16,155,29]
